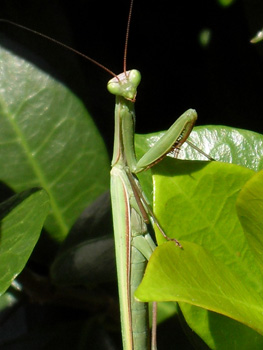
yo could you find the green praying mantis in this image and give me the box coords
[109,70,197,349]
[107,2,214,349]
[0,2,214,349]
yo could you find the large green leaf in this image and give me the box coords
[0,45,110,241]
[135,241,263,334]
[0,188,49,295]
[152,160,258,287]
[134,152,263,347]
[236,170,263,273]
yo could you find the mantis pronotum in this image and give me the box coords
[0,2,213,349]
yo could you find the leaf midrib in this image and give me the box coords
[4,95,68,238]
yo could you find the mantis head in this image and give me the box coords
[107,69,141,102]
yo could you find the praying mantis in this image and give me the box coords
[0,2,213,349]
[107,2,213,349]
[108,68,198,348]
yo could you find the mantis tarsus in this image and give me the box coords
[0,2,213,349]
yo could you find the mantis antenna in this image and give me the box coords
[123,0,134,74]
[0,18,117,78]
[0,0,135,79]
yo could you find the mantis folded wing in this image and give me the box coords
[108,69,199,350]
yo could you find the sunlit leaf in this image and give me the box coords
[0,45,110,241]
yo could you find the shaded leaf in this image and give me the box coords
[51,235,115,286]
[51,191,115,286]
[179,303,263,350]
[217,0,236,7]
[0,285,21,313]
[58,191,113,252]
[0,188,49,296]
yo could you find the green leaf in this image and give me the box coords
[135,126,263,346]
[135,125,263,208]
[236,170,263,272]
[217,0,236,7]
[180,303,263,350]
[139,158,263,346]
[182,126,263,171]
[135,241,263,335]
[137,126,263,171]
[153,160,257,280]
[0,45,110,241]
[0,188,49,295]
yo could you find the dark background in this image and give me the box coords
[1,0,263,155]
